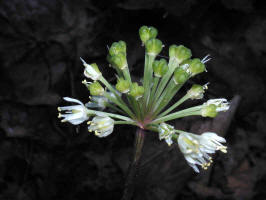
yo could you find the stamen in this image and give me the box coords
[201,54,211,64]
[203,82,209,90]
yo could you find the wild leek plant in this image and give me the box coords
[58,26,229,199]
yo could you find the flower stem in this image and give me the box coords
[157,95,189,118]
[147,76,160,111]
[114,121,137,125]
[104,92,135,119]
[152,58,178,104]
[121,128,145,200]
[143,54,155,108]
[152,106,202,124]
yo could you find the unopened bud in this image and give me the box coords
[188,58,205,76]
[89,81,104,96]
[116,78,130,93]
[146,38,163,56]
[169,45,192,64]
[173,68,189,85]
[129,82,144,100]
[109,52,128,70]
[187,84,206,100]
[139,26,158,44]
[109,41,126,56]
[153,58,168,77]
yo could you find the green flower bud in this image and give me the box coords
[116,78,130,93]
[169,45,192,64]
[109,52,128,70]
[173,68,189,85]
[201,104,218,118]
[139,26,158,44]
[129,82,144,100]
[145,38,163,56]
[153,58,168,77]
[187,84,207,100]
[89,81,104,96]
[109,41,127,56]
[189,58,205,76]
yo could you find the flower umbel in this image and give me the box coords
[57,25,230,178]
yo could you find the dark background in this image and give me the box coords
[0,0,266,199]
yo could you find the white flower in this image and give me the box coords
[80,57,102,81]
[205,98,230,112]
[158,123,175,146]
[88,115,114,137]
[58,97,89,125]
[178,131,227,173]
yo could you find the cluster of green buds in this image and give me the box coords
[58,26,230,173]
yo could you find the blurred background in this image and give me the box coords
[0,0,266,199]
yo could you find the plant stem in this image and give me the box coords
[121,128,145,200]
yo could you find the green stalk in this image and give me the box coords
[152,83,184,117]
[121,128,145,200]
[100,77,122,100]
[152,58,178,104]
[143,54,155,108]
[123,67,132,83]
[104,92,135,119]
[137,100,144,120]
[157,95,189,118]
[114,66,123,78]
[87,108,134,122]
[100,77,135,117]
[174,129,191,135]
[114,121,137,125]
[151,79,177,113]
[152,106,202,124]
[147,76,159,111]
[129,96,141,119]
[106,102,126,115]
